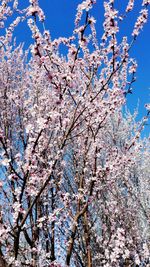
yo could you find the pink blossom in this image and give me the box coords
[126,0,134,12]
[132,9,148,37]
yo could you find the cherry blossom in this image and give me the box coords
[0,0,150,266]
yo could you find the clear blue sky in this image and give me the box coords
[14,0,150,133]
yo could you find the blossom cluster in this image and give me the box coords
[132,9,148,37]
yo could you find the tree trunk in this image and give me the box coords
[0,251,7,267]
[83,212,92,267]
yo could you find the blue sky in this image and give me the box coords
[13,0,150,133]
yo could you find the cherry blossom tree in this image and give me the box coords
[0,0,150,266]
